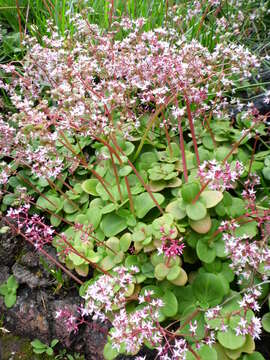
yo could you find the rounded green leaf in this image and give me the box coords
[170,268,188,286]
[196,241,216,263]
[46,348,54,356]
[4,293,16,308]
[242,352,265,360]
[166,265,181,281]
[100,213,127,237]
[197,345,217,360]
[155,263,170,281]
[103,342,118,360]
[134,192,164,219]
[161,291,178,317]
[75,264,89,276]
[200,191,223,208]
[63,199,78,214]
[85,207,102,229]
[225,335,255,359]
[226,197,245,217]
[217,328,246,350]
[190,215,212,234]
[234,221,258,238]
[166,200,186,220]
[100,256,116,271]
[37,195,62,212]
[69,252,85,266]
[119,233,132,252]
[50,213,62,227]
[119,165,132,177]
[262,167,270,180]
[181,182,200,203]
[192,273,225,308]
[81,179,99,195]
[186,202,207,221]
[262,312,270,333]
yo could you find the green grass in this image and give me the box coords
[0,1,269,64]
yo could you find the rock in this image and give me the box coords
[0,266,10,285]
[0,219,22,266]
[50,298,81,349]
[78,321,111,360]
[1,289,50,343]
[20,251,39,268]
[12,263,51,289]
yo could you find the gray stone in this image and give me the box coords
[12,263,50,289]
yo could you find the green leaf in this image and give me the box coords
[197,345,217,360]
[100,256,115,271]
[119,233,132,252]
[262,167,270,180]
[181,182,200,203]
[166,265,181,281]
[100,213,127,237]
[262,312,270,333]
[7,275,18,290]
[50,339,59,347]
[36,195,62,212]
[242,352,265,360]
[226,198,245,217]
[134,192,164,219]
[81,179,99,195]
[46,347,54,356]
[33,348,46,354]
[85,207,102,229]
[119,165,132,177]
[165,200,186,220]
[196,241,216,263]
[3,194,16,205]
[224,335,255,359]
[186,202,207,221]
[217,328,246,350]
[234,221,258,238]
[50,213,62,227]
[31,339,47,349]
[200,191,223,208]
[155,263,170,281]
[75,264,89,276]
[103,342,119,360]
[192,273,225,308]
[4,294,16,308]
[190,215,212,234]
[69,252,85,266]
[63,199,78,214]
[0,284,8,295]
[169,268,188,286]
[161,291,178,317]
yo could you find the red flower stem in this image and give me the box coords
[58,132,116,203]
[112,141,164,215]
[248,134,259,177]
[184,95,200,166]
[192,125,256,203]
[4,218,83,285]
[110,151,123,202]
[124,176,135,216]
[175,99,188,182]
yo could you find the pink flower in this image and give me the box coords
[198,160,244,191]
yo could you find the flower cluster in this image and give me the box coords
[198,160,244,191]
[83,266,138,321]
[6,204,54,250]
[223,232,270,281]
[158,226,185,259]
[110,292,163,354]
